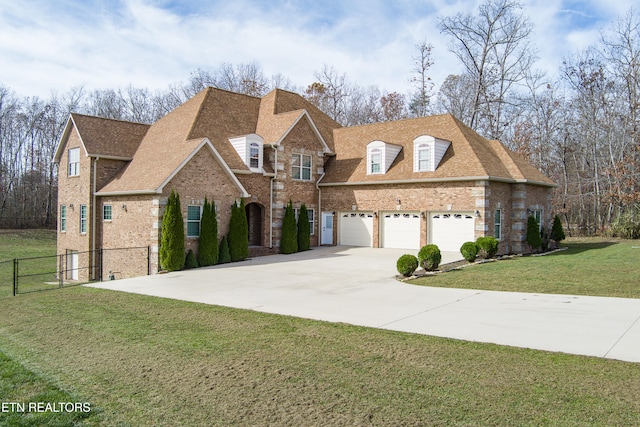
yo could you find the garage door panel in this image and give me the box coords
[429,213,475,252]
[381,212,421,249]
[339,212,373,246]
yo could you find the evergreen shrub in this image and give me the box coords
[160,190,185,271]
[525,216,542,251]
[297,203,310,252]
[460,241,478,262]
[396,254,419,277]
[281,200,298,254]
[418,244,441,271]
[476,236,498,259]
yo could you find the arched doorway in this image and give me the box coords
[245,202,263,246]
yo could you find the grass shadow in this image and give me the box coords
[548,241,619,256]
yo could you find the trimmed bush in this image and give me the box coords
[418,244,441,271]
[526,215,542,251]
[198,198,218,266]
[229,200,249,262]
[550,214,566,242]
[281,200,298,254]
[476,236,498,259]
[460,241,478,262]
[184,249,198,269]
[297,203,311,252]
[218,235,231,264]
[160,190,185,271]
[396,254,419,277]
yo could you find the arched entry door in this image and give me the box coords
[245,202,263,246]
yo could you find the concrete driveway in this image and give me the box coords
[88,246,640,363]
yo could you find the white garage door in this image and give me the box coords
[429,213,475,252]
[381,212,421,249]
[339,212,374,246]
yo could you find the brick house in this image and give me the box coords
[54,87,555,281]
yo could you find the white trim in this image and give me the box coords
[319,176,557,187]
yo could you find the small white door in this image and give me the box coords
[67,250,79,281]
[321,212,334,245]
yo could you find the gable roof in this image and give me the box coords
[54,114,149,162]
[321,114,555,187]
[257,89,340,151]
[97,88,254,195]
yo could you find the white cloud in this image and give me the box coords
[0,0,637,99]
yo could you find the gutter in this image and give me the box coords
[92,157,98,280]
[315,169,326,243]
[318,175,558,188]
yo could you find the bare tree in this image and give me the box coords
[439,0,535,139]
[408,40,435,117]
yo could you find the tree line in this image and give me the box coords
[1,0,638,236]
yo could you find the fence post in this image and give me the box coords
[147,245,151,276]
[13,258,17,296]
[99,248,103,282]
[59,254,64,288]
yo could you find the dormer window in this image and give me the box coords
[370,148,382,174]
[366,140,401,175]
[249,142,260,169]
[229,134,263,172]
[417,144,431,171]
[413,135,451,172]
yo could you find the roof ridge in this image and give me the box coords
[70,112,150,127]
[186,87,212,141]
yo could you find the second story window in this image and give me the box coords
[369,148,382,174]
[68,147,80,177]
[249,143,260,169]
[292,153,312,181]
[416,144,431,171]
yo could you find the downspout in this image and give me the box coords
[316,169,326,244]
[268,144,278,248]
[92,157,98,280]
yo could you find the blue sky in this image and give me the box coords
[0,0,636,98]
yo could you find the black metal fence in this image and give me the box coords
[1,246,151,296]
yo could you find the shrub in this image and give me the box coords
[218,235,231,264]
[160,190,185,271]
[418,244,441,271]
[396,254,419,277]
[281,200,298,254]
[550,214,566,242]
[460,241,478,262]
[184,249,198,269]
[609,205,640,239]
[526,215,542,251]
[297,203,310,252]
[198,198,218,266]
[476,236,498,259]
[229,200,249,262]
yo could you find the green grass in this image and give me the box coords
[410,239,640,299]
[0,287,638,426]
[0,350,99,426]
[1,231,639,425]
[0,229,59,297]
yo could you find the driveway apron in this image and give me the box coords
[87,246,640,363]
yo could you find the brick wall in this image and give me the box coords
[56,128,93,282]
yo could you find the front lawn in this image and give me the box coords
[409,239,640,299]
[0,287,639,426]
